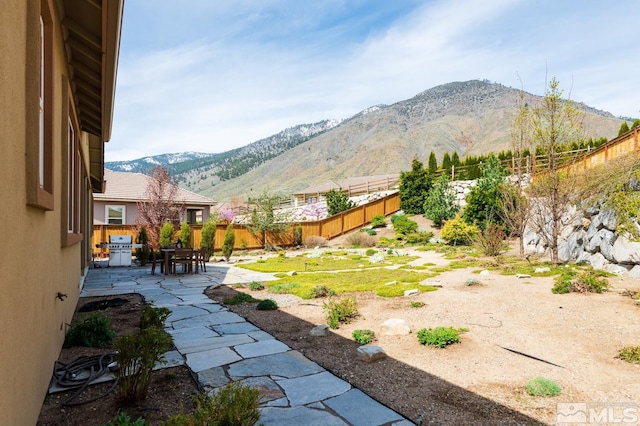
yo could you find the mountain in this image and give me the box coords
[105,119,341,184]
[194,80,623,201]
[107,80,624,202]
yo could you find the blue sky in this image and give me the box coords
[107,0,639,162]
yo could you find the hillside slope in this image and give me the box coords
[197,80,622,201]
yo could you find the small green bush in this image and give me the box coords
[293,225,303,246]
[617,346,640,364]
[163,382,261,426]
[352,329,375,345]
[370,215,386,228]
[345,232,377,248]
[224,292,258,305]
[222,224,235,261]
[106,412,148,426]
[269,282,300,294]
[410,301,425,308]
[393,215,418,235]
[179,221,192,248]
[140,304,171,330]
[441,215,479,246]
[365,248,377,256]
[309,285,335,298]
[256,299,278,310]
[64,313,116,348]
[417,327,465,348]
[524,377,562,397]
[552,269,609,294]
[404,231,434,245]
[249,281,265,291]
[466,278,481,286]
[201,217,217,258]
[323,297,359,329]
[366,229,377,236]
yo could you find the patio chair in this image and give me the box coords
[173,248,195,274]
[197,247,208,272]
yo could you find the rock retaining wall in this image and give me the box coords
[523,203,640,276]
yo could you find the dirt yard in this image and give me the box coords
[207,218,640,425]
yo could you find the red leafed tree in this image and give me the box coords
[136,166,185,249]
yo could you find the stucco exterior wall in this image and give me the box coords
[0,1,89,423]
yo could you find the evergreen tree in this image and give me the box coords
[325,189,355,216]
[441,152,452,173]
[201,217,217,258]
[423,174,459,227]
[462,153,507,229]
[399,157,433,214]
[222,224,235,261]
[631,119,640,130]
[618,121,630,136]
[427,151,438,174]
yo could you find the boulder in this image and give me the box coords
[612,236,640,264]
[589,252,607,270]
[603,264,630,275]
[534,267,551,274]
[379,318,411,336]
[403,289,418,297]
[601,209,618,231]
[479,270,490,276]
[356,345,387,363]
[629,265,640,278]
[309,324,330,337]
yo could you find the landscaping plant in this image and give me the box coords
[106,412,149,426]
[352,329,375,345]
[63,313,116,348]
[200,217,217,258]
[441,215,479,246]
[179,221,192,248]
[248,281,264,291]
[617,346,640,364]
[524,377,562,397]
[116,306,173,402]
[345,232,377,248]
[370,215,386,228]
[163,381,261,426]
[224,292,258,305]
[477,223,506,256]
[323,296,359,329]
[159,222,175,249]
[392,215,418,236]
[222,223,235,261]
[256,299,278,310]
[417,326,466,348]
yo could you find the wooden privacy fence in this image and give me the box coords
[92,192,401,256]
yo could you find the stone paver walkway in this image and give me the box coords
[82,261,413,425]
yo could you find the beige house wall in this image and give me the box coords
[0,1,112,423]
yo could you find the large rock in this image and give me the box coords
[588,252,607,270]
[586,228,616,261]
[604,264,630,275]
[356,346,387,363]
[612,236,640,264]
[379,318,411,336]
[629,265,640,278]
[601,209,618,231]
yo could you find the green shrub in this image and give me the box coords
[423,173,459,227]
[163,382,261,426]
[404,231,434,245]
[352,329,375,345]
[617,346,640,364]
[140,304,171,330]
[366,229,377,236]
[256,299,278,310]
[365,248,377,256]
[309,285,335,298]
[393,215,418,235]
[293,225,303,246]
[477,223,506,256]
[224,292,258,305]
[159,222,175,249]
[106,412,148,426]
[390,213,403,223]
[179,221,192,248]
[222,224,235,261]
[346,232,377,248]
[249,281,265,291]
[63,313,116,348]
[269,282,300,294]
[410,301,425,308]
[552,269,609,294]
[201,218,217,258]
[417,327,465,348]
[116,326,173,402]
[441,215,479,246]
[326,189,356,216]
[524,377,562,397]
[323,297,359,329]
[135,226,150,265]
[370,215,386,228]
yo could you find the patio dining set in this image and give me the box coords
[153,246,208,275]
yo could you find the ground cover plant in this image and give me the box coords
[63,313,116,348]
[256,299,278,310]
[260,268,439,298]
[552,268,611,294]
[324,296,359,329]
[237,251,418,273]
[616,346,640,364]
[524,377,562,397]
[352,329,376,344]
[417,326,467,348]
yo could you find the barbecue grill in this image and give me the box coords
[102,235,143,267]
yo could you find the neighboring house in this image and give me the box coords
[293,174,399,205]
[0,1,123,424]
[94,169,215,226]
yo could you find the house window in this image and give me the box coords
[106,205,126,225]
[27,0,54,209]
[64,100,83,246]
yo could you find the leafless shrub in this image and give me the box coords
[303,235,328,248]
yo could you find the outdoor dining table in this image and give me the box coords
[160,248,200,275]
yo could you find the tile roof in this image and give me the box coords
[94,169,214,205]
